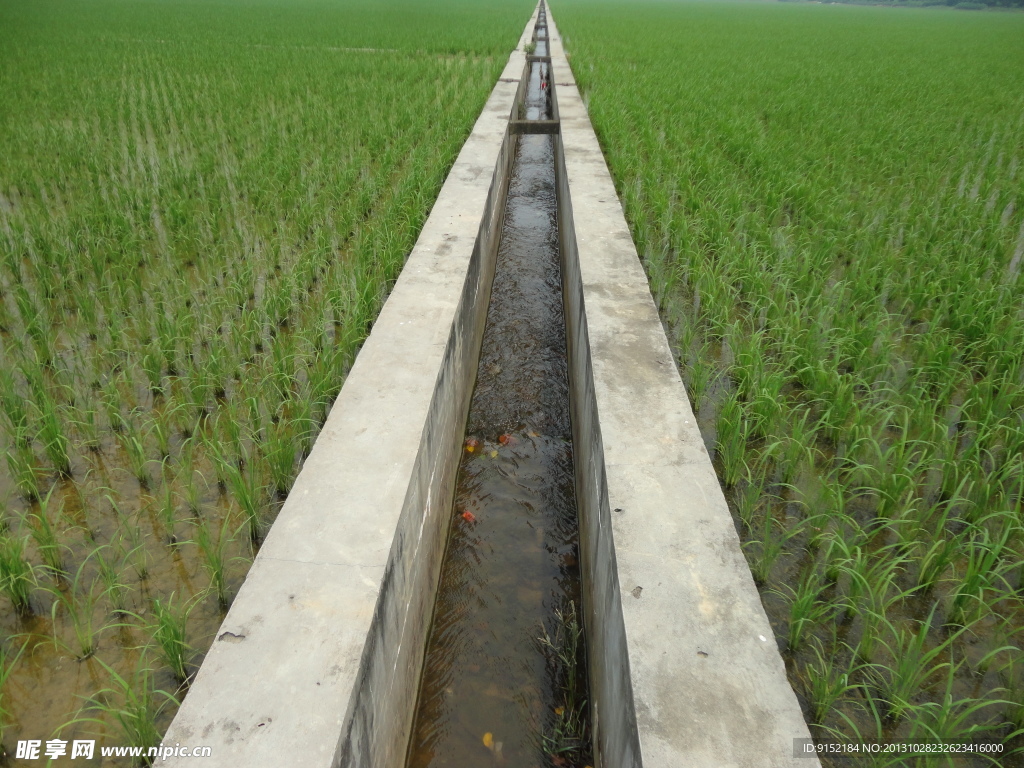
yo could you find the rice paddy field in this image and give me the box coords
[0,0,531,760]
[554,0,1024,763]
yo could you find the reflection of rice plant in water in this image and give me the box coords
[0,0,535,748]
[556,0,1024,758]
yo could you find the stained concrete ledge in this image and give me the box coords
[161,10,538,767]
[546,7,820,767]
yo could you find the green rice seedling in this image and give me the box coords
[683,342,716,411]
[150,406,175,460]
[137,592,197,684]
[869,604,965,724]
[153,479,179,545]
[765,409,817,486]
[716,391,751,488]
[774,568,832,654]
[68,654,178,762]
[802,510,836,555]
[24,488,66,576]
[947,524,1015,627]
[906,657,1011,747]
[822,533,850,585]
[804,637,860,725]
[115,415,151,489]
[840,541,912,620]
[29,380,72,477]
[916,535,958,594]
[733,460,768,532]
[178,465,206,519]
[207,437,265,543]
[96,542,131,616]
[744,511,799,587]
[109,497,149,581]
[45,556,109,660]
[0,531,36,613]
[0,369,30,443]
[69,394,103,453]
[263,416,299,498]
[195,514,235,609]
[5,442,42,501]
[816,375,857,446]
[100,376,125,434]
[139,340,164,397]
[215,397,247,458]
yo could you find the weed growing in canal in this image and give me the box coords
[538,601,591,766]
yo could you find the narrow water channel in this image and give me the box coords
[405,10,592,768]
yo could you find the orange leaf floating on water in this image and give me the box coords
[461,510,477,523]
[498,434,515,446]
[482,732,494,750]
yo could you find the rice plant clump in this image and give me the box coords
[557,0,1024,761]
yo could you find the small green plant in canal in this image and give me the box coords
[538,601,590,766]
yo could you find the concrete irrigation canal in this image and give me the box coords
[163,4,819,766]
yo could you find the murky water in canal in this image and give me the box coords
[406,28,591,768]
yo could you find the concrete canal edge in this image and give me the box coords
[547,7,819,768]
[163,3,819,766]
